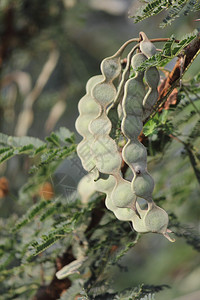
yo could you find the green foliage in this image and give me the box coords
[136,32,198,72]
[82,283,169,300]
[59,280,88,300]
[169,213,200,251]
[132,0,200,27]
[143,110,173,137]
[0,127,75,166]
[27,220,74,260]
[13,200,50,232]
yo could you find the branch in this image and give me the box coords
[147,32,200,121]
[15,49,59,136]
[33,249,75,300]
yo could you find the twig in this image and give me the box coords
[45,99,67,134]
[185,145,200,185]
[183,87,200,116]
[15,49,59,136]
[145,33,200,123]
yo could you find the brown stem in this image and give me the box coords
[145,33,200,122]
[150,38,180,43]
[33,249,75,300]
[168,134,185,144]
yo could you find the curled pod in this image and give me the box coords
[95,174,135,221]
[132,203,175,242]
[89,50,124,174]
[75,75,103,172]
[89,43,143,220]
[120,35,174,243]
[76,40,138,209]
[105,52,147,215]
[132,171,154,201]
[121,52,149,214]
[139,32,156,58]
[76,33,174,242]
[145,208,175,242]
[142,66,160,120]
[122,140,147,172]
[77,173,96,204]
[107,43,140,138]
[139,31,160,120]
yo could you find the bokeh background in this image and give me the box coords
[0,1,200,299]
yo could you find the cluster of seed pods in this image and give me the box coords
[76,32,175,242]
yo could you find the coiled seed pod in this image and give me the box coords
[121,52,152,212]
[132,203,175,242]
[139,32,156,58]
[88,44,143,217]
[75,75,103,172]
[120,36,173,239]
[76,33,175,242]
[139,32,160,120]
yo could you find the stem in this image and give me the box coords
[183,87,200,116]
[115,38,180,58]
[168,134,185,144]
[185,144,200,185]
[150,38,180,43]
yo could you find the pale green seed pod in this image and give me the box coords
[132,172,154,200]
[107,43,139,138]
[144,205,169,233]
[76,34,174,242]
[111,178,137,209]
[95,175,135,221]
[121,52,149,210]
[100,57,121,82]
[142,66,160,120]
[139,32,157,58]
[92,83,116,107]
[122,141,147,170]
[75,75,103,172]
[77,173,96,204]
[114,207,135,221]
[122,116,143,138]
[89,115,111,136]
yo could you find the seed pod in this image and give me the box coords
[120,35,173,240]
[77,174,95,204]
[139,31,160,120]
[121,52,149,213]
[132,203,175,242]
[142,66,160,120]
[139,32,156,58]
[75,75,103,172]
[76,33,174,242]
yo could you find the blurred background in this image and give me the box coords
[0,0,200,299]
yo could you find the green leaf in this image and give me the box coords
[132,0,168,23]
[27,220,75,260]
[132,0,199,27]
[13,200,51,232]
[46,132,61,147]
[159,110,169,124]
[136,32,197,72]
[143,119,158,136]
